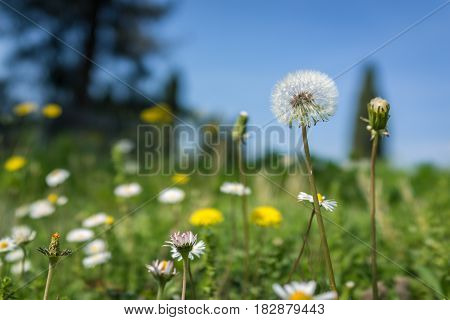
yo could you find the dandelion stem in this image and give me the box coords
[43,263,55,300]
[301,126,338,295]
[181,259,187,300]
[370,135,379,299]
[288,208,315,281]
[236,139,250,296]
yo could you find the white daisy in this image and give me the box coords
[82,213,109,228]
[83,239,107,255]
[66,228,94,243]
[5,248,24,262]
[11,225,36,245]
[271,70,338,127]
[114,182,142,198]
[0,237,16,253]
[219,182,251,196]
[113,139,134,154]
[29,199,55,219]
[146,260,177,282]
[164,231,206,261]
[297,192,337,212]
[14,204,30,218]
[11,260,31,275]
[46,168,70,187]
[273,281,337,300]
[158,188,185,204]
[56,195,68,206]
[82,251,111,268]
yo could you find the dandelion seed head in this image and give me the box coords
[271,70,338,127]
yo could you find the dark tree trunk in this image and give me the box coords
[76,0,102,108]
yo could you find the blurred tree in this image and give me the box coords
[350,65,385,159]
[0,0,171,109]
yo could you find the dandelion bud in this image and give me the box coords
[232,111,248,141]
[368,97,390,130]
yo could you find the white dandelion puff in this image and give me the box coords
[297,192,337,212]
[271,70,338,127]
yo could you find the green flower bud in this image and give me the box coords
[232,111,248,141]
[367,97,390,131]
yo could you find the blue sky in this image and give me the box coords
[153,0,450,166]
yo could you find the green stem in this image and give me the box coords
[186,259,196,299]
[237,139,250,297]
[370,135,379,299]
[43,263,55,300]
[181,259,187,300]
[156,282,166,300]
[302,126,338,296]
[288,208,315,282]
[20,246,27,279]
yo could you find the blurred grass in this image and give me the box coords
[0,131,449,300]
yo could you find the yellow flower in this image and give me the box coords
[13,102,37,117]
[47,193,59,204]
[105,215,115,225]
[251,206,282,227]
[140,104,173,123]
[42,103,62,118]
[4,156,27,172]
[189,208,223,227]
[171,173,190,185]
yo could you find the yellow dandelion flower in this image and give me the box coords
[42,103,62,118]
[4,156,27,172]
[105,215,115,225]
[251,206,282,228]
[140,103,173,124]
[47,193,59,204]
[13,102,37,117]
[171,173,190,185]
[189,208,223,227]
